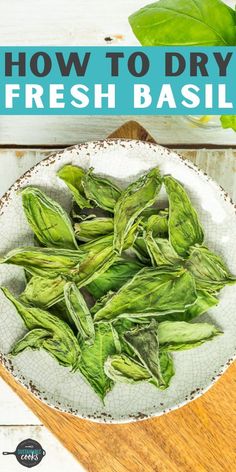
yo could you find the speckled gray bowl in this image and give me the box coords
[0,139,235,423]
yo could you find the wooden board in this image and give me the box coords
[0,120,235,472]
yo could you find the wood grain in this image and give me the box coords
[0,121,235,472]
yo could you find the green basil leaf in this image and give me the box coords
[186,246,236,291]
[158,320,222,351]
[22,187,78,250]
[57,165,92,209]
[2,287,81,370]
[158,352,175,389]
[164,176,204,257]
[79,323,117,400]
[64,282,95,345]
[124,320,165,387]
[11,328,52,356]
[113,168,162,253]
[145,234,182,266]
[74,217,114,242]
[145,211,169,237]
[94,267,197,322]
[129,0,236,46]
[0,246,85,278]
[82,168,121,212]
[104,353,151,383]
[20,276,66,308]
[163,289,219,322]
[220,115,236,132]
[86,259,142,299]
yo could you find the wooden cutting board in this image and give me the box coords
[0,121,235,472]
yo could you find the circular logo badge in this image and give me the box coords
[3,438,46,468]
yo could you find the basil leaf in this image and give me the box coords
[164,289,218,322]
[22,187,78,250]
[94,267,197,322]
[2,287,81,370]
[74,217,114,242]
[164,176,204,257]
[79,323,117,400]
[11,328,52,355]
[0,246,85,278]
[186,246,236,291]
[20,276,66,308]
[104,353,151,383]
[158,320,222,351]
[113,168,162,253]
[124,320,165,387]
[158,352,174,388]
[86,259,142,299]
[57,165,92,209]
[129,0,236,46]
[220,115,236,132]
[145,234,182,267]
[145,211,169,238]
[82,168,121,212]
[64,282,95,345]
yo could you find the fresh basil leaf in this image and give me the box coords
[163,289,219,322]
[22,187,78,250]
[57,165,92,209]
[82,168,121,212]
[2,287,81,370]
[220,115,236,132]
[94,267,197,322]
[158,320,222,351]
[64,282,95,345]
[186,246,236,291]
[164,176,204,257]
[129,0,236,46]
[79,323,117,400]
[113,168,162,253]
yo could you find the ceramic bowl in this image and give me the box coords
[0,139,235,423]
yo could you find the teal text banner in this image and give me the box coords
[0,46,235,114]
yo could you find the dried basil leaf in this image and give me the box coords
[74,218,114,242]
[86,259,142,299]
[79,323,117,400]
[0,246,85,278]
[11,328,52,355]
[124,320,165,387]
[22,187,78,250]
[145,233,182,267]
[113,168,162,253]
[104,353,151,383]
[64,282,95,345]
[186,246,236,291]
[82,168,121,212]
[57,165,92,209]
[94,267,197,322]
[2,287,80,370]
[164,176,204,257]
[158,320,222,351]
[20,276,66,308]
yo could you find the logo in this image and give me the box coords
[3,438,46,468]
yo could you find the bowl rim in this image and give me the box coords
[0,137,235,424]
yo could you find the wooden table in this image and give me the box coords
[0,120,235,472]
